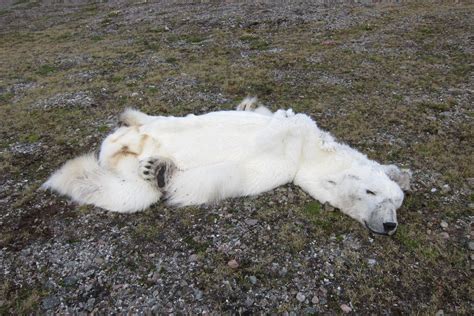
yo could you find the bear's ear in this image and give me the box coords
[382,164,412,191]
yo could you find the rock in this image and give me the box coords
[227,259,239,269]
[311,295,319,304]
[321,40,337,46]
[188,254,198,262]
[245,297,254,307]
[249,275,257,284]
[304,307,317,314]
[279,267,288,276]
[440,232,450,239]
[86,298,95,311]
[466,178,474,188]
[435,310,444,316]
[468,241,474,251]
[340,304,352,313]
[194,289,203,300]
[42,296,60,310]
[440,221,448,229]
[469,203,474,209]
[245,219,258,226]
[368,259,377,266]
[470,254,474,261]
[63,276,78,287]
[94,256,104,265]
[324,202,335,212]
[441,184,451,194]
[296,292,306,302]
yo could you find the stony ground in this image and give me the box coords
[0,0,473,314]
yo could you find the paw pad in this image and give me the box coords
[139,157,176,189]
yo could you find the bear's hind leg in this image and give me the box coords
[139,156,177,189]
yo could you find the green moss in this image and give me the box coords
[304,201,322,216]
[395,225,420,251]
[36,64,56,76]
[0,92,14,105]
[418,101,452,112]
[240,33,270,50]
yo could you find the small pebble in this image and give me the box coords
[311,296,319,304]
[468,241,474,251]
[188,254,198,262]
[440,232,450,239]
[440,221,448,229]
[42,296,60,310]
[245,297,254,307]
[94,257,104,265]
[194,289,203,300]
[227,259,239,269]
[324,202,335,212]
[441,184,451,193]
[245,219,258,226]
[340,304,352,313]
[249,275,257,284]
[435,309,444,316]
[368,259,377,266]
[296,292,306,302]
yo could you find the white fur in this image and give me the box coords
[43,100,410,234]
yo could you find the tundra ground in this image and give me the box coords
[0,0,472,314]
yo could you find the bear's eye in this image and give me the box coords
[366,190,376,195]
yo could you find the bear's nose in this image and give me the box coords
[383,222,397,234]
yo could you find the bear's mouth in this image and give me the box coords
[364,221,390,236]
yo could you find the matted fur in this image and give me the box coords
[43,98,411,234]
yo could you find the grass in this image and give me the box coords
[36,64,56,76]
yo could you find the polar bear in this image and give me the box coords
[43,98,411,235]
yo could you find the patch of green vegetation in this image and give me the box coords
[98,125,109,133]
[13,0,29,5]
[147,27,166,33]
[91,35,104,42]
[183,34,206,44]
[302,202,348,232]
[110,75,124,83]
[419,26,433,35]
[36,64,56,76]
[417,100,453,112]
[81,4,98,13]
[0,282,46,314]
[183,235,210,253]
[166,33,207,44]
[132,222,163,241]
[56,32,73,41]
[147,86,159,94]
[395,225,420,251]
[107,10,121,18]
[101,17,113,26]
[240,33,270,50]
[25,133,40,143]
[12,184,40,208]
[278,222,307,253]
[304,201,321,216]
[0,92,14,105]
[143,39,160,51]
[165,56,177,63]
